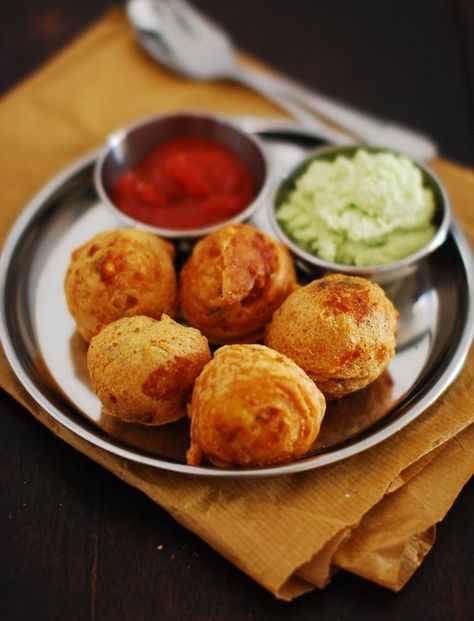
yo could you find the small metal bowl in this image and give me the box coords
[94,112,271,238]
[269,145,451,283]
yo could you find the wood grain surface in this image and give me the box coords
[1,2,473,620]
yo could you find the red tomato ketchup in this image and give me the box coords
[111,137,257,229]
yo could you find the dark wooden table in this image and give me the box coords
[1,2,473,620]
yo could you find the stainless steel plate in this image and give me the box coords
[1,119,473,478]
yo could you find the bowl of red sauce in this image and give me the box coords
[94,112,271,238]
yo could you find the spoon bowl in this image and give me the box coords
[127,0,237,80]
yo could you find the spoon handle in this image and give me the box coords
[231,67,354,146]
[236,66,438,161]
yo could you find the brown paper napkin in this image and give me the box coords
[1,10,473,600]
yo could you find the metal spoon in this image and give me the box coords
[126,0,351,144]
[127,0,438,160]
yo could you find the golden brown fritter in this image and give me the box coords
[179,223,297,344]
[264,273,398,399]
[186,344,326,468]
[64,228,177,342]
[87,314,211,425]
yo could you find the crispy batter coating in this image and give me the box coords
[186,344,326,468]
[87,314,211,425]
[264,273,398,399]
[179,223,297,344]
[65,228,177,342]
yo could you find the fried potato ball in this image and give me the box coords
[264,273,398,399]
[65,228,177,342]
[179,223,297,344]
[186,344,326,468]
[87,314,211,425]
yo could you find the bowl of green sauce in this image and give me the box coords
[270,145,451,283]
